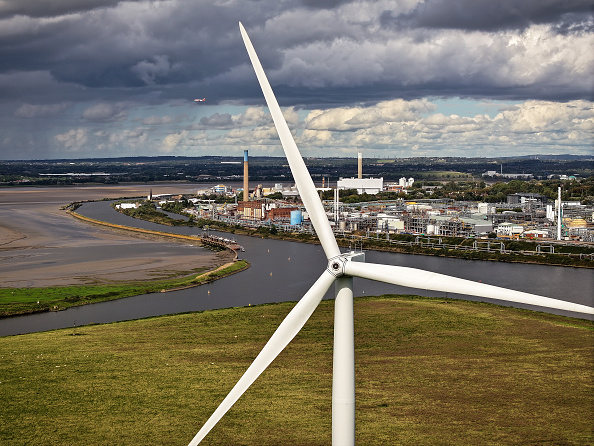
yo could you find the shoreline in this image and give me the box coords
[0,259,250,318]
[0,193,249,317]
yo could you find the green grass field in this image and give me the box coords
[1,295,592,445]
[0,260,249,317]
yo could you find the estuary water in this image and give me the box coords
[1,198,593,336]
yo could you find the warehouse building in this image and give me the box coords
[337,177,384,194]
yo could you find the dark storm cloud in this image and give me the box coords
[81,102,131,122]
[14,102,71,118]
[199,113,234,128]
[382,0,593,31]
[0,0,592,161]
[0,2,276,91]
[300,0,355,9]
[0,0,137,19]
[1,0,589,107]
[553,12,594,35]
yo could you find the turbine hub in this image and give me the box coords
[327,255,347,277]
[327,251,366,277]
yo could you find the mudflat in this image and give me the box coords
[0,184,232,287]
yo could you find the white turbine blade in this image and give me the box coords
[344,261,594,315]
[188,269,336,445]
[239,22,340,260]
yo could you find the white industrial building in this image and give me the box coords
[496,222,524,238]
[115,202,138,209]
[477,202,496,214]
[398,177,414,188]
[377,214,405,232]
[337,177,384,194]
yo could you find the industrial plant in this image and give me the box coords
[145,151,594,243]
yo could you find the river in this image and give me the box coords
[1,194,593,336]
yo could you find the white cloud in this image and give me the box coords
[495,100,594,133]
[271,23,593,99]
[296,99,594,156]
[305,99,435,131]
[108,128,149,148]
[54,128,88,151]
[194,106,297,131]
[160,131,188,153]
[234,106,273,127]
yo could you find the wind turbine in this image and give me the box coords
[188,22,594,446]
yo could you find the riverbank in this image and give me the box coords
[0,187,237,289]
[1,294,592,445]
[0,260,249,317]
[0,191,250,317]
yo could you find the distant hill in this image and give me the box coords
[1,155,592,186]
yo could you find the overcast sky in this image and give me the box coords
[0,0,592,160]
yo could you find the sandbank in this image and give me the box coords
[0,185,232,288]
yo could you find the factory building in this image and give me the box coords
[384,183,407,193]
[377,214,405,232]
[238,200,265,220]
[237,200,303,224]
[403,214,475,237]
[335,151,384,195]
[507,193,548,205]
[496,222,525,238]
[337,177,384,194]
[267,206,299,221]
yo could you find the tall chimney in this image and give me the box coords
[557,186,562,240]
[358,152,362,179]
[243,150,249,202]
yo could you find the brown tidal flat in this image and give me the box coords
[0,185,231,288]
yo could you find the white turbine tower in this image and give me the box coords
[188,22,594,446]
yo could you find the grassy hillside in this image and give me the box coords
[1,295,592,445]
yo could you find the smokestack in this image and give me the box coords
[358,152,362,179]
[557,186,562,240]
[243,150,249,202]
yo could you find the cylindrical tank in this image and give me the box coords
[290,210,303,225]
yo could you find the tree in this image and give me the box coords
[265,192,283,200]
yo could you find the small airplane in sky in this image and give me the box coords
[194,98,206,102]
